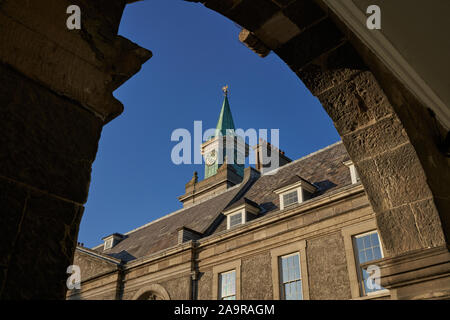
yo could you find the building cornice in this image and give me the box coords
[120,183,365,270]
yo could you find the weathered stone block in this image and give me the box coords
[2,190,83,299]
[297,43,366,96]
[376,205,424,256]
[0,178,27,267]
[282,0,326,31]
[355,158,392,213]
[410,198,445,248]
[374,143,434,208]
[275,18,344,71]
[0,63,102,203]
[239,29,271,57]
[254,12,301,49]
[319,71,392,135]
[342,115,409,163]
[227,0,280,31]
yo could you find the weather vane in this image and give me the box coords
[222,85,229,97]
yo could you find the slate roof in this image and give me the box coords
[93,141,352,262]
[273,174,315,191]
[212,141,352,233]
[95,183,247,261]
[224,197,260,211]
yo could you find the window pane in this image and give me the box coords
[293,256,300,280]
[356,237,364,250]
[353,231,385,296]
[366,248,374,261]
[283,191,298,207]
[280,254,302,300]
[281,258,288,283]
[219,271,236,299]
[358,249,366,264]
[296,281,303,300]
[229,213,242,228]
[373,247,382,260]
[284,281,302,300]
[371,233,380,246]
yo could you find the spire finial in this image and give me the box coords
[222,85,229,97]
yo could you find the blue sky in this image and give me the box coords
[78,0,340,248]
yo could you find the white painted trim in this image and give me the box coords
[323,0,450,129]
[278,187,302,211]
[227,210,245,229]
[343,160,360,184]
[270,240,309,300]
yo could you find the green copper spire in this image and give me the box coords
[215,86,235,137]
[204,86,244,180]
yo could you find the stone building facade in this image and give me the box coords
[1,0,449,300]
[67,95,448,300]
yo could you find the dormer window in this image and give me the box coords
[223,198,260,230]
[282,190,299,208]
[229,212,243,228]
[102,233,125,251]
[104,238,113,250]
[343,160,360,184]
[274,175,317,210]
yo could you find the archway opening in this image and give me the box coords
[78,0,340,249]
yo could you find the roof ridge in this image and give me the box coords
[262,140,343,176]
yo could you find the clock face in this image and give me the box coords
[205,150,217,166]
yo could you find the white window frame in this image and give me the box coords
[353,230,386,297]
[342,220,390,299]
[104,238,113,250]
[274,180,316,211]
[279,252,303,300]
[218,270,236,300]
[278,187,302,210]
[227,210,245,229]
[212,259,241,300]
[270,240,309,300]
[223,203,259,230]
[282,190,300,209]
[343,160,360,184]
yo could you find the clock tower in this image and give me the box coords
[201,86,248,179]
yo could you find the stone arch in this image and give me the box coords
[131,284,171,300]
[0,0,448,299]
[124,0,448,256]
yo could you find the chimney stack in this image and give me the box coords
[253,138,292,174]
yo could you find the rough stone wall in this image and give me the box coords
[160,275,191,300]
[73,251,118,282]
[0,0,150,299]
[307,233,352,300]
[1,0,448,299]
[195,0,449,258]
[241,252,273,300]
[197,269,213,300]
[347,31,450,250]
[0,62,90,299]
